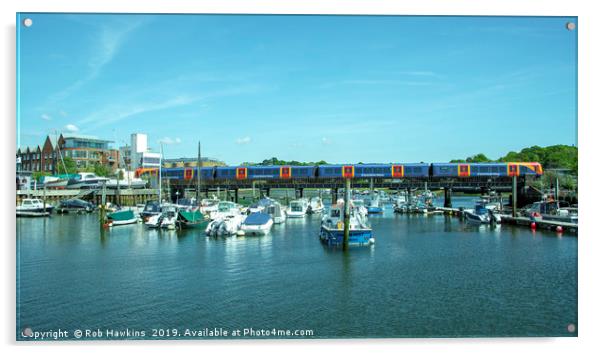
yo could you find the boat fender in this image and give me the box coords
[530,222,537,230]
[337,221,343,230]
[369,238,375,244]
[556,226,563,233]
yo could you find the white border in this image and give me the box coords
[2,1,600,353]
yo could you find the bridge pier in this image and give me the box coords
[266,188,270,198]
[512,176,517,217]
[442,187,449,207]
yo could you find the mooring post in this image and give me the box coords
[299,188,304,199]
[369,178,374,196]
[234,188,239,203]
[512,175,518,217]
[100,181,107,227]
[343,178,351,251]
[444,187,452,208]
[43,185,47,213]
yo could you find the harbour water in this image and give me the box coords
[16,196,577,339]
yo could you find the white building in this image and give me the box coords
[130,133,161,170]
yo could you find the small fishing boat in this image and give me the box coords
[106,209,138,226]
[286,198,309,218]
[319,202,374,246]
[177,209,210,229]
[240,212,274,236]
[308,197,325,214]
[16,198,53,217]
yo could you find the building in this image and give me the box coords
[130,133,161,170]
[162,157,225,168]
[16,133,119,173]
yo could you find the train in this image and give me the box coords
[137,162,543,181]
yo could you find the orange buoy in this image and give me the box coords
[530,222,537,230]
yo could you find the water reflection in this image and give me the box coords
[16,194,577,338]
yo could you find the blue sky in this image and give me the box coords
[17,14,577,164]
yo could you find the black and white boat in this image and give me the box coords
[16,198,54,217]
[65,172,109,189]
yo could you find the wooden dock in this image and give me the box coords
[500,215,578,234]
[16,189,159,206]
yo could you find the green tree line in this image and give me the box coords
[450,145,577,174]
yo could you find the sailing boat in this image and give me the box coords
[177,141,210,229]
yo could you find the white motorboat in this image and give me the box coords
[105,178,147,189]
[16,198,53,217]
[240,212,274,236]
[351,199,368,217]
[66,172,109,189]
[463,204,493,224]
[159,205,178,230]
[264,201,287,224]
[286,198,309,218]
[248,198,274,214]
[41,175,70,189]
[200,197,220,213]
[308,197,325,214]
[206,201,245,236]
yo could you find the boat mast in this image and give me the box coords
[159,144,163,203]
[55,130,67,174]
[196,141,201,204]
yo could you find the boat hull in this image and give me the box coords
[367,207,383,214]
[286,211,306,218]
[319,226,373,246]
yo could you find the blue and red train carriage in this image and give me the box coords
[137,162,543,182]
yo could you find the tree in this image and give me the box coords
[94,163,112,177]
[56,156,77,174]
[33,171,50,181]
[466,153,492,163]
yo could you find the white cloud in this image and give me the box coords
[64,124,79,132]
[40,113,52,121]
[236,136,252,145]
[158,137,181,145]
[321,137,332,145]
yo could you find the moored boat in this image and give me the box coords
[308,197,325,214]
[240,212,274,236]
[177,209,210,229]
[286,198,309,218]
[263,201,287,224]
[319,204,374,246]
[106,209,138,226]
[366,195,383,214]
[16,198,53,217]
[66,172,109,189]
